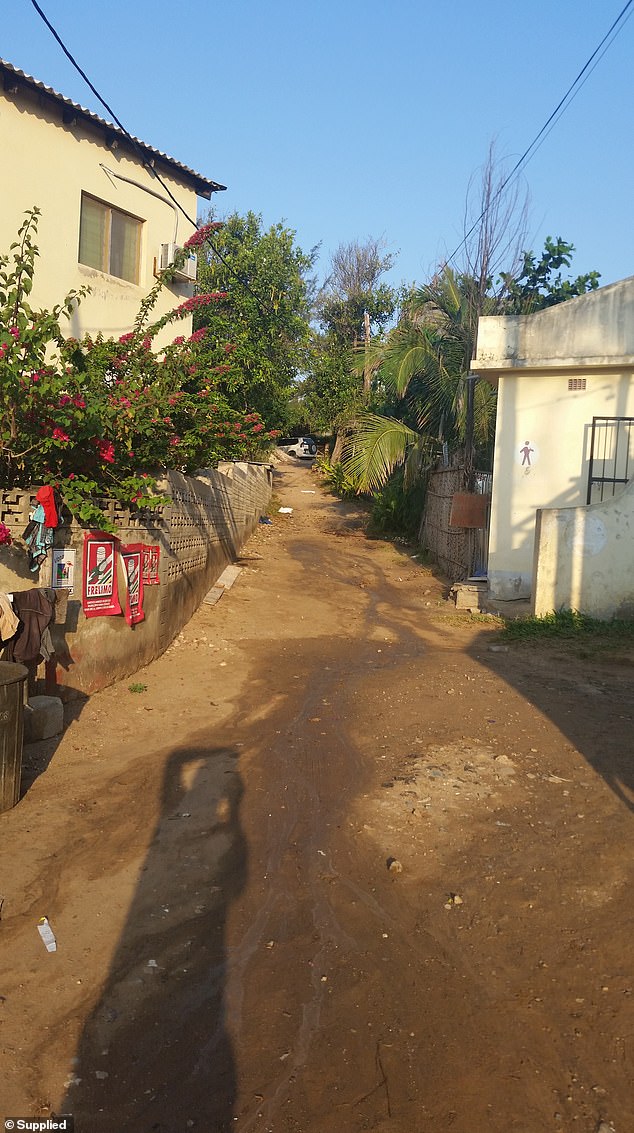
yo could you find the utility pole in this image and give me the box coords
[464,371,476,492]
[363,309,371,398]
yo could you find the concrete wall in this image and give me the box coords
[1,75,205,350]
[474,276,634,372]
[533,478,634,619]
[0,464,272,693]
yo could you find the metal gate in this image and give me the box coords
[586,416,634,504]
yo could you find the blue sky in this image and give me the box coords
[4,0,633,292]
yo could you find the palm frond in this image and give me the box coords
[341,413,421,493]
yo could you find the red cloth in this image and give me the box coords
[36,485,58,528]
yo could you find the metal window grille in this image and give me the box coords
[586,416,634,503]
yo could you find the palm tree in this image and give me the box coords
[340,267,497,492]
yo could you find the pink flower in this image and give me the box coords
[183,221,223,249]
[175,292,227,315]
[95,438,115,463]
[52,427,70,442]
[118,332,135,344]
[68,473,76,481]
[0,522,13,546]
[188,328,208,344]
[172,336,185,346]
[73,396,86,408]
[169,435,181,446]
[252,423,264,433]
[8,326,20,340]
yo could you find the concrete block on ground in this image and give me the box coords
[216,564,242,590]
[24,696,64,742]
[451,581,488,612]
[203,585,225,607]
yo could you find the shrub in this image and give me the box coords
[0,209,279,529]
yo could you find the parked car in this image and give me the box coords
[279,436,317,459]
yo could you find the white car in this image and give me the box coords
[281,437,317,459]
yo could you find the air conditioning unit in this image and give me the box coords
[158,242,197,282]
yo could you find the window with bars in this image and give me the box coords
[78,194,142,283]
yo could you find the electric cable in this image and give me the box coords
[445,0,634,269]
[27,0,270,313]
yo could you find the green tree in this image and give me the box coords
[499,236,600,313]
[315,239,398,402]
[194,211,317,427]
[294,332,362,433]
[316,239,397,345]
[341,267,496,490]
[341,235,600,495]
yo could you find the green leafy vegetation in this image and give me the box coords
[499,236,600,314]
[316,456,358,498]
[194,211,317,428]
[501,608,634,650]
[0,210,279,530]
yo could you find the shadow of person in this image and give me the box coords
[61,740,247,1132]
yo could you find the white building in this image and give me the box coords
[472,279,634,613]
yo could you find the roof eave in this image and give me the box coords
[0,58,225,197]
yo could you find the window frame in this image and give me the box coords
[78,192,143,284]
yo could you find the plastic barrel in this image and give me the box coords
[0,661,29,812]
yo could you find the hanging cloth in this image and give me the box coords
[4,589,56,665]
[24,504,54,572]
[0,592,19,643]
[36,485,59,529]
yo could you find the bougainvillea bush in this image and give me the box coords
[0,210,278,529]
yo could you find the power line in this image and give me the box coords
[27,0,269,312]
[445,0,634,269]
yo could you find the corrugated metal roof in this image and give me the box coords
[0,58,226,199]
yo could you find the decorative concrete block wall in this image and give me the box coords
[0,463,272,693]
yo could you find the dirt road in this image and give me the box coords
[1,462,632,1133]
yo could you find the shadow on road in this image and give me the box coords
[468,631,634,814]
[63,739,247,1132]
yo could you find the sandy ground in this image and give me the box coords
[0,461,632,1133]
